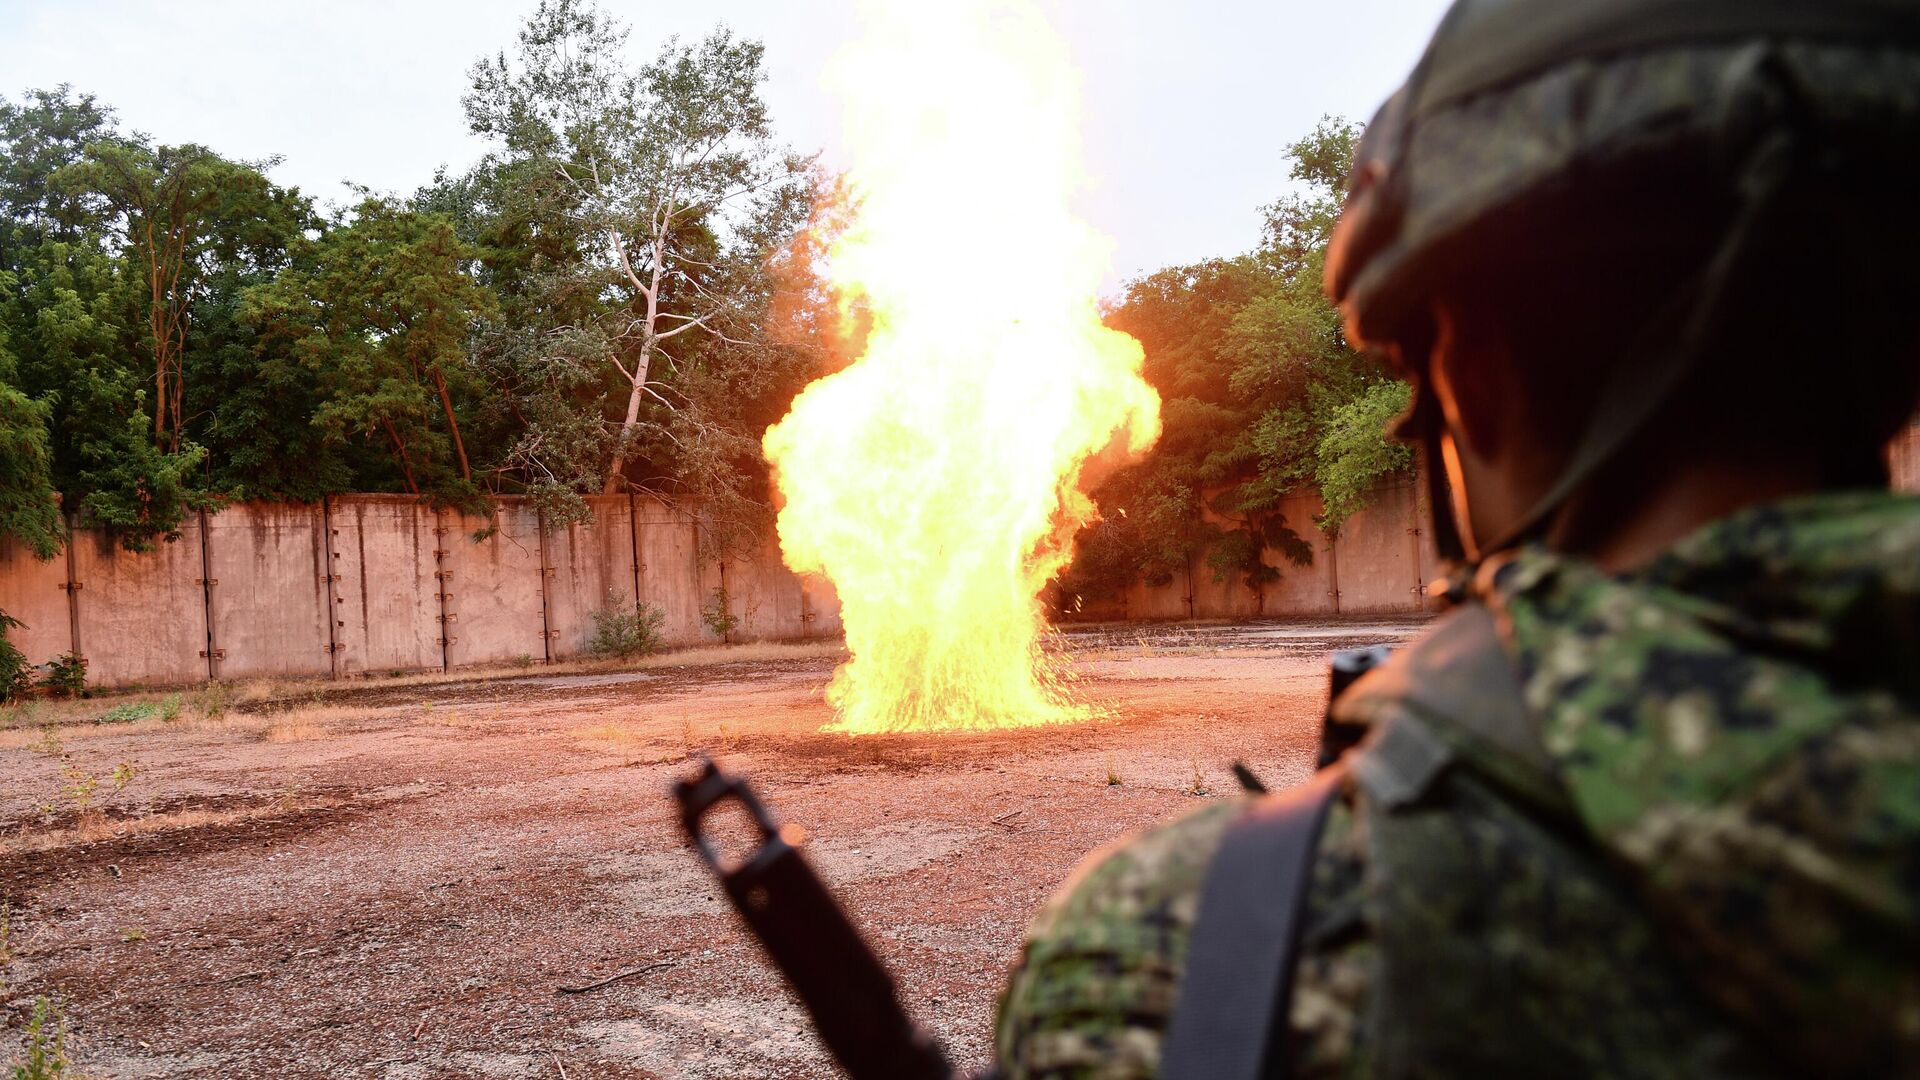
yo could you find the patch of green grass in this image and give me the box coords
[10,996,73,1079]
[95,702,158,725]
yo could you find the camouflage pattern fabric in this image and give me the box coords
[993,490,1920,1077]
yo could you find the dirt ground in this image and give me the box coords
[0,620,1421,1079]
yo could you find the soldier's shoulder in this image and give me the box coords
[1029,797,1242,937]
[994,798,1243,1079]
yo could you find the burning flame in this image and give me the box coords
[763,0,1161,734]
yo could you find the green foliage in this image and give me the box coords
[1315,380,1415,529]
[246,198,493,505]
[0,611,30,703]
[39,653,84,698]
[587,590,666,660]
[0,10,825,559]
[0,376,61,560]
[8,996,71,1080]
[461,1,819,549]
[192,682,230,721]
[701,584,739,641]
[95,700,157,724]
[0,89,229,552]
[1059,117,1410,610]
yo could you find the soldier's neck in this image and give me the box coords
[1548,454,1827,574]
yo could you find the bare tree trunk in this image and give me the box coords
[433,372,472,483]
[604,223,666,494]
[146,221,169,446]
[603,360,647,495]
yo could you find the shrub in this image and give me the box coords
[96,702,157,725]
[39,653,85,698]
[701,585,739,642]
[193,683,231,721]
[588,591,666,660]
[0,611,29,703]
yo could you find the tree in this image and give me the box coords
[463,0,811,510]
[54,141,285,452]
[246,199,495,503]
[1058,117,1408,611]
[0,339,61,559]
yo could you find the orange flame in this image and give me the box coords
[763,0,1161,733]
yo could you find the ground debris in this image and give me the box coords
[556,961,675,994]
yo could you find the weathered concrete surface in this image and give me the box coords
[48,428,1904,690]
[1334,483,1428,614]
[0,535,71,669]
[71,517,210,687]
[329,497,442,676]
[1259,489,1336,617]
[544,497,639,660]
[635,499,710,647]
[801,575,843,638]
[204,503,332,680]
[1106,480,1436,622]
[724,541,807,642]
[443,502,548,667]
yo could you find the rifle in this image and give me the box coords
[674,758,969,1080]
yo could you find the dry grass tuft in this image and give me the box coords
[582,722,637,743]
[0,640,845,744]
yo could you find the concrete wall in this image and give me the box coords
[70,514,211,687]
[328,496,441,676]
[442,503,548,668]
[1,495,834,689]
[1094,477,1442,624]
[7,424,1916,690]
[545,497,641,661]
[204,503,332,680]
[0,534,73,670]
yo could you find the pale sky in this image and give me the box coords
[0,0,1452,291]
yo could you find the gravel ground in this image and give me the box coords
[0,620,1421,1079]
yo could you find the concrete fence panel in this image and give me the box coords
[1333,483,1427,615]
[328,496,442,676]
[1261,489,1335,617]
[545,496,641,660]
[205,503,333,680]
[635,499,710,647]
[443,502,548,667]
[1119,568,1197,622]
[0,536,72,670]
[71,516,210,687]
[722,544,805,642]
[801,576,842,638]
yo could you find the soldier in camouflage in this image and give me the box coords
[993,2,1920,1076]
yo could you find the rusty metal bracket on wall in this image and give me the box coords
[197,507,221,681]
[433,509,452,672]
[321,496,343,678]
[61,510,83,662]
[535,509,556,664]
[1326,531,1343,616]
[627,490,646,619]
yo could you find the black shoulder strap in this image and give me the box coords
[1160,764,1347,1080]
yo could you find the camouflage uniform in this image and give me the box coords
[995,490,1920,1077]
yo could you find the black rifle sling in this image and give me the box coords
[1160,764,1347,1080]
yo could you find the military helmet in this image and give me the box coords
[1325,0,1920,555]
